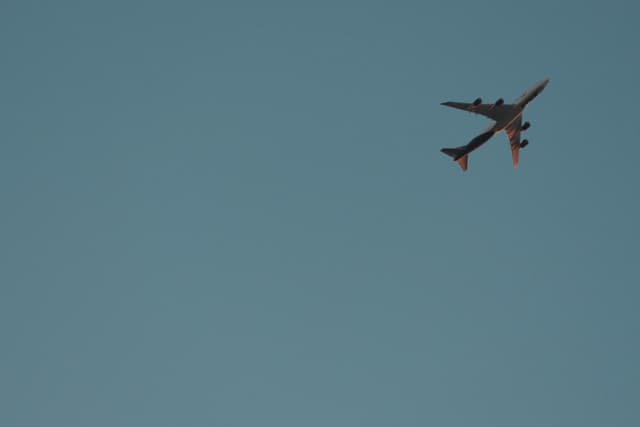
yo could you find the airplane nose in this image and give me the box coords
[543,78,550,87]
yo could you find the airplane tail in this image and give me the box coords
[440,146,469,171]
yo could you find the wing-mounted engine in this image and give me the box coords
[521,121,530,130]
[472,97,482,106]
[494,98,504,106]
[520,139,529,148]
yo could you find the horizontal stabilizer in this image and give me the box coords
[440,146,466,160]
[440,146,469,171]
[456,155,468,171]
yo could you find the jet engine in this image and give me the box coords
[520,139,529,148]
[522,121,530,130]
[472,98,482,106]
[494,98,504,106]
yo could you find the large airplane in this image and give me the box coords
[440,78,550,171]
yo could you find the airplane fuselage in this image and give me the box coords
[515,78,550,108]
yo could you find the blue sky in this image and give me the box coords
[1,1,639,426]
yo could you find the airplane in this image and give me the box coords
[440,78,550,171]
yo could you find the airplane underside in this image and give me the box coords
[439,78,549,171]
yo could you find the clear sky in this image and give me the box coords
[1,1,639,426]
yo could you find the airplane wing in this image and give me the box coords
[441,101,517,122]
[505,116,521,168]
